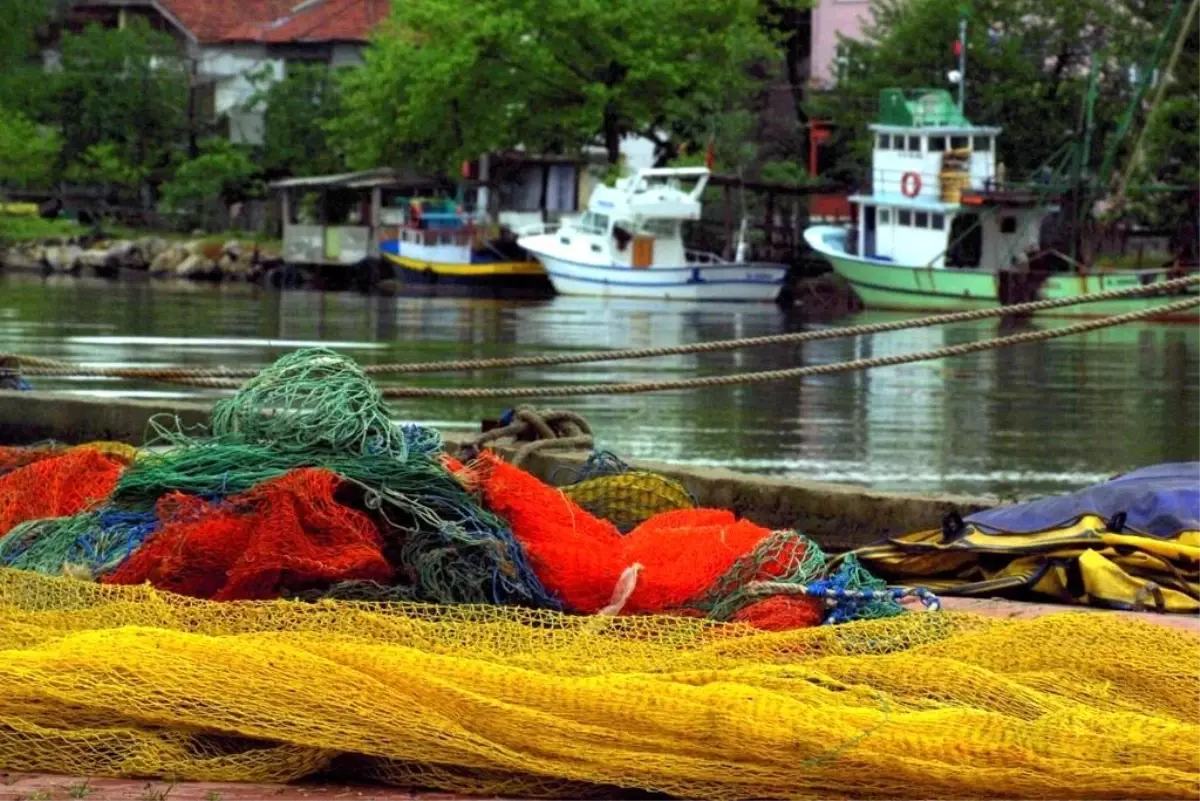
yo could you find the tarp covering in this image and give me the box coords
[850,464,1200,613]
[967,462,1200,538]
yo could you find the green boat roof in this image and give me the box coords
[878,89,970,127]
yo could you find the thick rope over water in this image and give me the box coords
[370,296,1198,398]
[2,275,1197,381]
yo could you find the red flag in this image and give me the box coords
[953,40,963,56]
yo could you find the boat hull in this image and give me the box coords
[517,248,786,302]
[804,226,1199,322]
[380,242,553,294]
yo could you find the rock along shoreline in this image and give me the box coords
[0,236,286,284]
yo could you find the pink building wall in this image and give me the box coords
[810,0,874,87]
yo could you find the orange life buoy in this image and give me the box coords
[901,172,922,198]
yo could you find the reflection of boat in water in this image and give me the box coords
[803,89,1198,322]
[378,198,553,295]
[517,168,788,302]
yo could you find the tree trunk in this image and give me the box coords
[603,103,621,165]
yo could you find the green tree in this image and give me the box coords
[808,0,1175,184]
[246,63,347,177]
[159,138,262,230]
[0,110,60,190]
[0,0,59,114]
[54,19,188,192]
[332,0,775,174]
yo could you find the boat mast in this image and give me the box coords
[956,10,968,112]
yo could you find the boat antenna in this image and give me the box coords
[955,8,968,112]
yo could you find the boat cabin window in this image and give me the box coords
[1000,216,1017,234]
[950,135,969,150]
[877,134,891,149]
[898,209,912,226]
[931,213,946,230]
[928,136,947,151]
[579,212,610,234]
[640,219,676,237]
[914,211,929,228]
[907,135,922,153]
[973,135,992,152]
[878,209,890,224]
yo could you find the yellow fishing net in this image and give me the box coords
[0,567,1196,800]
[561,470,695,531]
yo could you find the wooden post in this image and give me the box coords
[766,190,776,252]
[722,185,733,260]
[370,186,382,255]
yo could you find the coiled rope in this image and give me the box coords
[3,275,1197,381]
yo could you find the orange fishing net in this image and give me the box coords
[0,447,127,537]
[462,453,824,623]
[104,468,392,600]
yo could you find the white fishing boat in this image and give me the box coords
[516,167,788,302]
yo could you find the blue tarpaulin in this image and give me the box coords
[966,463,1200,538]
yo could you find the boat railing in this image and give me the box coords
[516,221,563,237]
[685,249,729,265]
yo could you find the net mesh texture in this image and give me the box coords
[0,569,1195,800]
[0,347,1195,799]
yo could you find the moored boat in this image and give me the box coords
[803,89,1198,321]
[517,167,788,302]
[379,198,552,294]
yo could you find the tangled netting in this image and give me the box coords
[0,348,908,628]
[0,569,1195,800]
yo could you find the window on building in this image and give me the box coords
[950,135,969,150]
[878,134,891,149]
[1000,216,1017,234]
[878,209,891,224]
[914,211,929,228]
[931,213,946,230]
[908,136,921,152]
[898,209,912,226]
[973,136,991,152]
[928,136,947,151]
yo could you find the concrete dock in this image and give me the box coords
[0,390,993,551]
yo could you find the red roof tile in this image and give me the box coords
[157,0,387,44]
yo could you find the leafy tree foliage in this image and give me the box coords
[0,110,60,189]
[247,63,347,177]
[332,0,775,174]
[53,19,188,184]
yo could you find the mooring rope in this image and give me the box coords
[2,275,1196,381]
[365,296,1197,398]
[73,295,1197,398]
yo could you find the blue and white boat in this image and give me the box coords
[517,167,788,302]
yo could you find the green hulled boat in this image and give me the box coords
[804,89,1197,322]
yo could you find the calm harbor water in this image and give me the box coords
[2,272,1197,497]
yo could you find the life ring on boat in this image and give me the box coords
[901,172,922,198]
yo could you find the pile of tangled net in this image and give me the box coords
[0,348,1195,799]
[0,348,905,625]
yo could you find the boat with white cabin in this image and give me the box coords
[516,167,788,302]
[803,89,1198,321]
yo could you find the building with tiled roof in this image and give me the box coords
[55,0,388,143]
